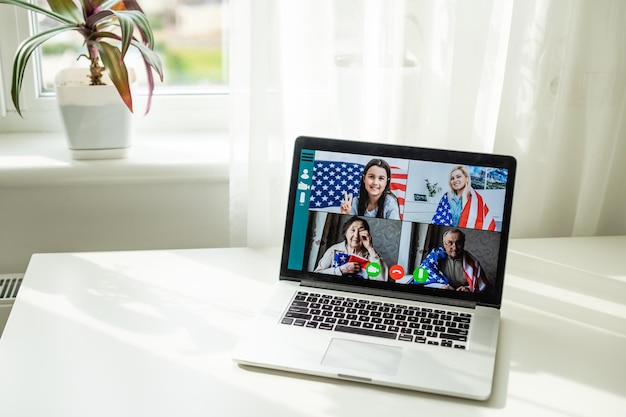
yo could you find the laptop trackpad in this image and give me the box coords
[322,338,402,376]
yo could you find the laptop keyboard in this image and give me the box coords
[280,291,471,349]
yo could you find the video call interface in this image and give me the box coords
[287,147,512,299]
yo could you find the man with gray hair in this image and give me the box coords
[418,228,488,292]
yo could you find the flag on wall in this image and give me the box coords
[309,161,362,210]
[309,160,406,218]
[390,165,407,214]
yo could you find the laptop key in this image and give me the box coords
[453,316,471,324]
[282,292,472,350]
[334,325,397,340]
[288,306,309,314]
[439,333,468,342]
[285,312,312,320]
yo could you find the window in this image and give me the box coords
[0,0,229,132]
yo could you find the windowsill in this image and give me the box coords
[0,131,229,187]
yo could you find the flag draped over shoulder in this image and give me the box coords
[418,247,488,292]
[309,160,406,217]
[462,251,488,292]
[418,247,450,286]
[432,190,496,231]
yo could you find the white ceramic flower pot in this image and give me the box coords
[55,67,136,159]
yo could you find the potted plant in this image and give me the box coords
[0,0,163,159]
[424,178,442,202]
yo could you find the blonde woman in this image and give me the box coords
[431,165,496,231]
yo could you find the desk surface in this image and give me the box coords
[0,237,624,416]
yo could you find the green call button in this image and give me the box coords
[366,262,381,278]
[413,267,429,283]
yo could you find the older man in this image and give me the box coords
[418,228,488,292]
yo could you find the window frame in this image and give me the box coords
[0,5,229,133]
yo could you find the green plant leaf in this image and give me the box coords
[47,0,83,22]
[99,0,121,10]
[130,38,163,115]
[130,39,163,81]
[122,10,155,48]
[86,10,134,60]
[11,24,76,116]
[113,11,135,60]
[92,31,163,114]
[96,41,133,112]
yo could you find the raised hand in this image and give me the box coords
[359,229,372,250]
[340,191,353,214]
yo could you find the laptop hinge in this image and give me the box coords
[300,280,478,310]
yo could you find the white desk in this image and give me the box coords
[0,237,624,416]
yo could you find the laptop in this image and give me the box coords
[233,136,516,400]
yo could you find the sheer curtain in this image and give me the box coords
[229,0,626,247]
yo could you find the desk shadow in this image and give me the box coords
[25,252,246,355]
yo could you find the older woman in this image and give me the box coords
[314,216,387,281]
[432,165,496,231]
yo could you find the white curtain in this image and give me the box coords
[229,0,626,247]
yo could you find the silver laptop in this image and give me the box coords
[233,136,516,400]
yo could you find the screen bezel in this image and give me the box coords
[280,136,517,309]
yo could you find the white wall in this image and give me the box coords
[0,180,230,274]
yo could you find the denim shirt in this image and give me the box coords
[449,194,463,226]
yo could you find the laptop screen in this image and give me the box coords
[281,137,516,308]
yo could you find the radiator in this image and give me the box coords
[0,274,23,336]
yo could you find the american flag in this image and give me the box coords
[309,161,362,210]
[432,189,496,231]
[332,252,370,279]
[419,247,488,292]
[309,160,407,217]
